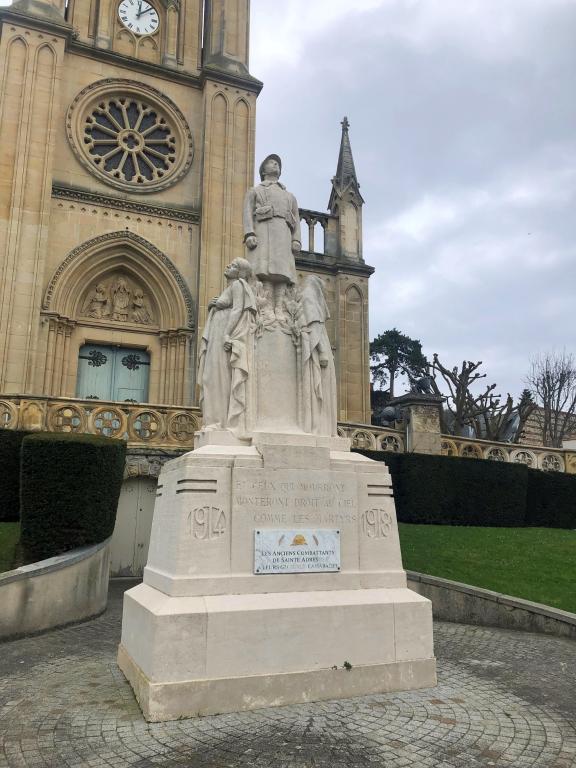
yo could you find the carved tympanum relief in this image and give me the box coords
[81,275,155,326]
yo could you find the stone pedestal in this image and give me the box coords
[254,328,301,431]
[390,393,444,455]
[118,433,436,721]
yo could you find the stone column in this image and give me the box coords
[336,277,371,424]
[307,219,315,253]
[163,1,179,67]
[203,0,250,75]
[0,4,71,394]
[94,0,114,49]
[389,393,444,456]
[196,83,257,333]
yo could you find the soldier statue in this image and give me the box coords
[243,154,301,320]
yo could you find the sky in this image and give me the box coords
[250,0,576,400]
[1,0,574,400]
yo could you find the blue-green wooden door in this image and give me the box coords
[76,344,150,402]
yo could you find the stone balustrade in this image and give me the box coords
[1,396,574,473]
[438,433,575,473]
[337,421,406,454]
[298,208,336,257]
[338,421,575,475]
[0,395,201,449]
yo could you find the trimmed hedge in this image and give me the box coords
[358,450,576,529]
[20,433,126,561]
[526,468,576,529]
[0,430,30,522]
[357,450,529,527]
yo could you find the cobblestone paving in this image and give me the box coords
[1,581,575,768]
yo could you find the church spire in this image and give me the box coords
[329,116,364,213]
[335,117,358,191]
[328,117,364,261]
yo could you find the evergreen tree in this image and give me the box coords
[370,328,428,399]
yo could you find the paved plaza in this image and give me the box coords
[1,581,575,768]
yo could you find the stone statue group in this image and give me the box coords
[198,154,337,439]
[82,276,153,325]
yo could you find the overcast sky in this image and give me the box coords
[251,0,576,400]
[1,0,574,400]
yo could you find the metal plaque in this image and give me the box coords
[254,529,341,574]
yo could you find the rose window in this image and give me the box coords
[67,79,193,193]
[84,98,176,186]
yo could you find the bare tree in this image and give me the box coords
[526,352,576,447]
[432,355,493,436]
[432,355,534,441]
[469,389,536,443]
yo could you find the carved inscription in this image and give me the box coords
[254,529,341,574]
[362,508,392,539]
[188,506,227,541]
[234,478,357,525]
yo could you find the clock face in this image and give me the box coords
[118,1,160,36]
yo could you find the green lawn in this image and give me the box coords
[399,523,576,614]
[0,523,20,573]
[2,520,574,613]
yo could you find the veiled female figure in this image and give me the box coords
[300,275,338,436]
[198,258,256,435]
[111,277,130,321]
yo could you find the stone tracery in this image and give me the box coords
[84,98,177,186]
[67,79,193,194]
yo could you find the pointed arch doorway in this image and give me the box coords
[41,232,195,405]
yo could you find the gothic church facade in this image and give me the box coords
[0,0,373,426]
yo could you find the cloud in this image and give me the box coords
[252,0,576,397]
[0,0,572,399]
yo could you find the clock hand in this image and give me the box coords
[136,1,142,17]
[139,6,154,16]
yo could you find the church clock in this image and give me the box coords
[118,1,160,36]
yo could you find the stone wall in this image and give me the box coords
[0,538,111,641]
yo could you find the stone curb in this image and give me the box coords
[0,538,112,642]
[0,538,110,586]
[407,570,576,640]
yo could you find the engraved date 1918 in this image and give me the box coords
[362,508,392,539]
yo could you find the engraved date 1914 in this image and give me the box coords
[188,506,227,540]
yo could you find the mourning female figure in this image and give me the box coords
[300,275,338,436]
[198,258,257,435]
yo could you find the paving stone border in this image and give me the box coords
[1,581,575,768]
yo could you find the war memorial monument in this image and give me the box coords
[117,155,436,721]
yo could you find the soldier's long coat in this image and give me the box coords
[243,180,300,284]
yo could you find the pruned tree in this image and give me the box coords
[432,355,533,441]
[469,388,536,443]
[370,328,428,399]
[511,389,538,443]
[432,355,492,436]
[526,352,576,447]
